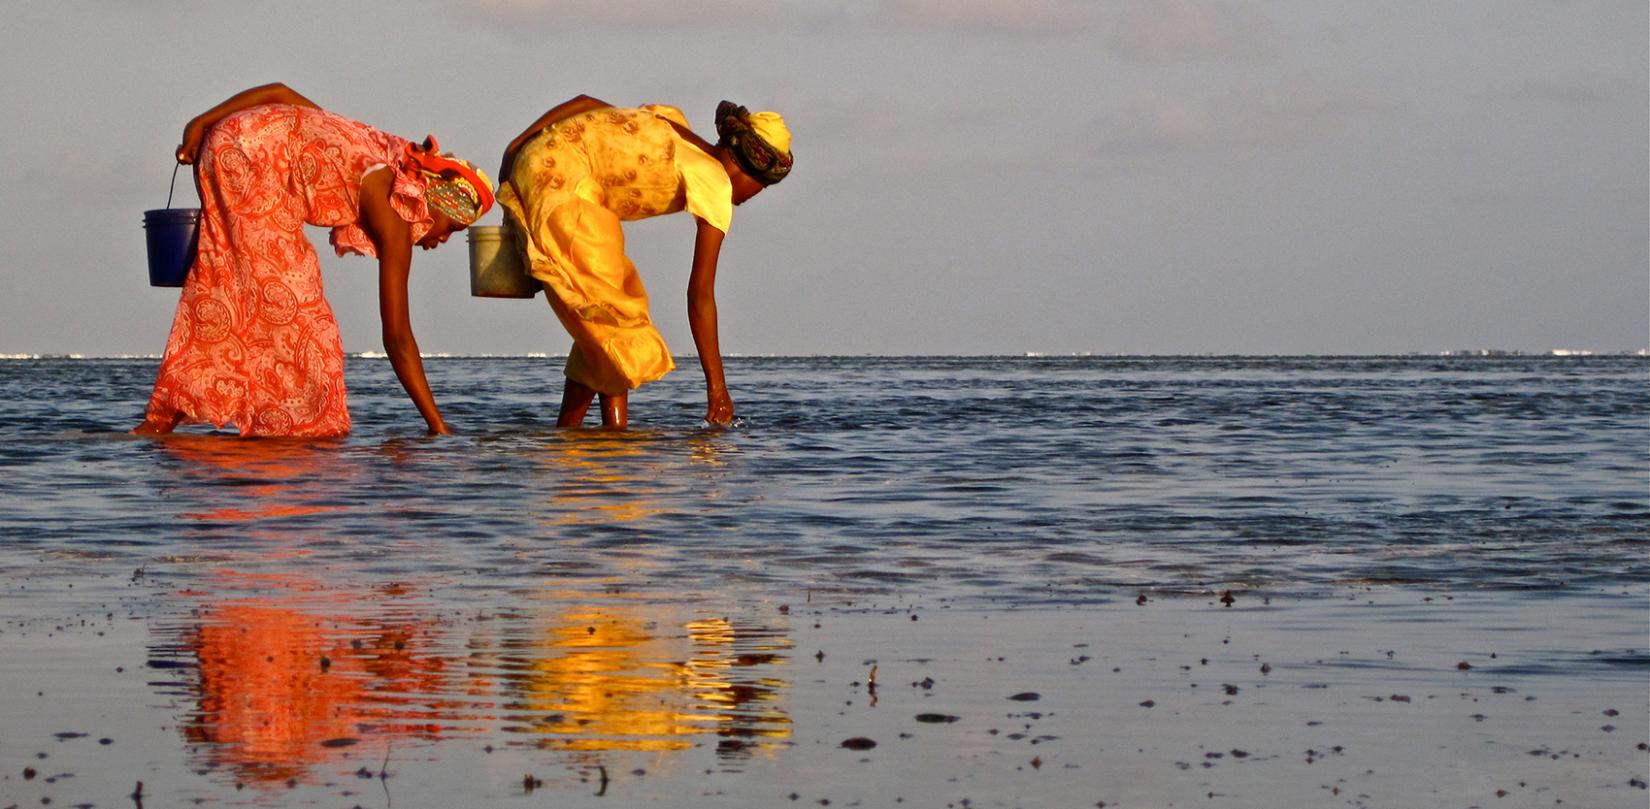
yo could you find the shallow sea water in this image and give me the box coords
[0,356,1645,807]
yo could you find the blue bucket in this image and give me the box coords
[143,207,201,287]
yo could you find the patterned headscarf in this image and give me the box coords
[404,136,495,226]
[714,101,793,186]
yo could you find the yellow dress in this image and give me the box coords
[498,105,732,395]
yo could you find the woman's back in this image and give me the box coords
[207,104,411,234]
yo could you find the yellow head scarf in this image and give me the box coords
[748,112,791,155]
[714,101,793,186]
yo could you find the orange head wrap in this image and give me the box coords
[404,136,495,225]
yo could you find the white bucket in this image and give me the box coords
[467,226,539,299]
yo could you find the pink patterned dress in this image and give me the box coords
[143,104,434,436]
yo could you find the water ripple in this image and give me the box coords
[0,356,1644,604]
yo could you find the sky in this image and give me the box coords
[1,0,1644,356]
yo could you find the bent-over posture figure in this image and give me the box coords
[135,83,493,437]
[497,95,791,428]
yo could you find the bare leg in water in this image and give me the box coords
[557,379,628,429]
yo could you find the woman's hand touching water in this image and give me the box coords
[705,387,735,426]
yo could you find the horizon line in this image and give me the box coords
[3,349,1646,361]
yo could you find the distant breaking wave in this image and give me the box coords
[352,352,556,359]
[0,352,560,360]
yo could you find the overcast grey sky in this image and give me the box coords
[1,0,1644,355]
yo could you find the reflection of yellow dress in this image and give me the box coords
[499,106,732,395]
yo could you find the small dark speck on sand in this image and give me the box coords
[1136,594,1148,605]
[1008,692,1041,702]
[840,737,877,750]
[915,713,960,723]
[23,767,36,780]
[1139,700,1155,708]
[1457,661,1472,670]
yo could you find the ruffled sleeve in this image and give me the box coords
[640,105,733,233]
[328,163,431,257]
[675,141,733,234]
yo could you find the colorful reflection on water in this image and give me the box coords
[151,578,451,787]
[155,436,355,528]
[150,582,792,788]
[142,434,790,789]
[485,608,791,755]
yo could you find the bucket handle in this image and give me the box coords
[165,162,183,209]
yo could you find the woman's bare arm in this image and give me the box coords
[499,94,613,179]
[687,216,735,425]
[177,83,319,164]
[358,169,450,435]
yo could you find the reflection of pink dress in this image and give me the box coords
[143,104,432,436]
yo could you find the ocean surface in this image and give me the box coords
[3,355,1645,599]
[1,355,1646,807]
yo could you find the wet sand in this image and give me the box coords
[2,576,1644,808]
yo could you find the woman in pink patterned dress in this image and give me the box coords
[134,83,494,437]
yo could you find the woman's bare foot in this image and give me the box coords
[132,412,182,435]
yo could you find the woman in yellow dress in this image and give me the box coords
[497,96,792,428]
